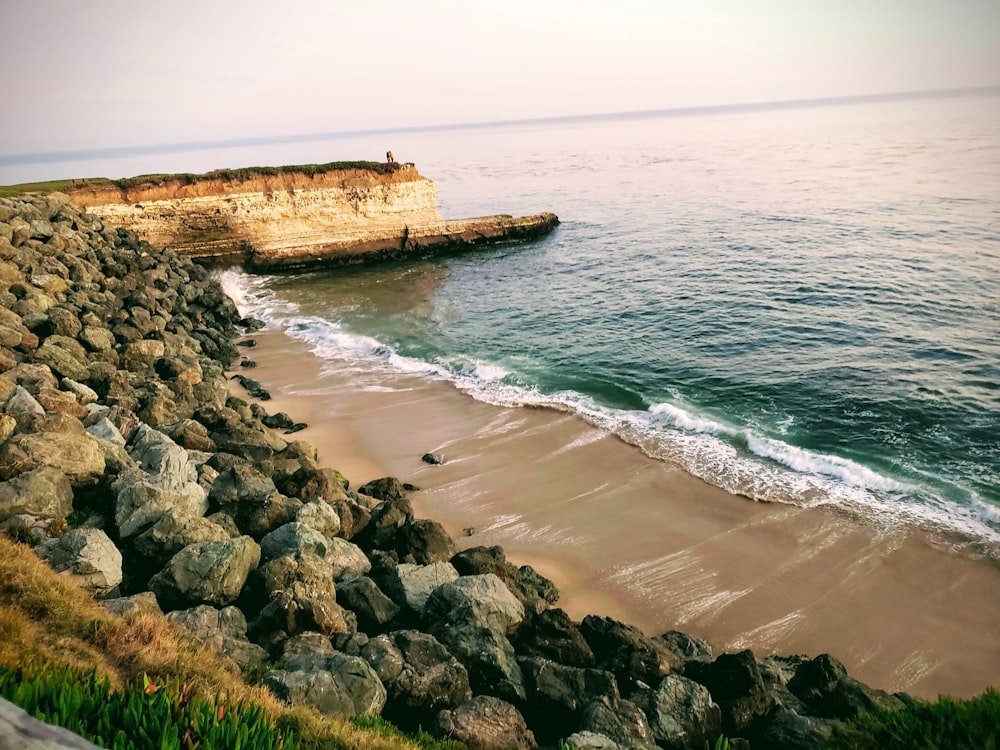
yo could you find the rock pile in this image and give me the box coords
[0,193,906,749]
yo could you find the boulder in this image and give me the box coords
[262,653,386,719]
[423,574,525,636]
[37,528,122,597]
[383,561,459,615]
[35,387,87,419]
[358,477,409,504]
[519,657,618,744]
[259,522,332,562]
[395,519,456,564]
[637,674,722,750]
[61,378,99,406]
[429,616,525,703]
[165,605,267,670]
[0,466,73,521]
[133,511,232,562]
[657,629,714,663]
[361,630,472,726]
[115,473,208,539]
[251,553,348,643]
[337,576,401,634]
[685,650,769,737]
[580,615,681,697]
[0,695,102,750]
[296,500,341,539]
[31,339,90,382]
[3,385,45,431]
[4,364,57,395]
[435,696,536,750]
[450,545,558,614]
[578,695,656,750]
[0,431,105,486]
[787,653,903,720]
[758,708,835,750]
[148,536,260,609]
[512,607,595,667]
[564,731,622,749]
[326,537,373,581]
[100,592,163,618]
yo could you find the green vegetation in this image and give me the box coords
[1,662,296,750]
[822,688,1000,750]
[349,716,462,750]
[0,536,448,750]
[0,161,407,197]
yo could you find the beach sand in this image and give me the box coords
[235,328,1000,700]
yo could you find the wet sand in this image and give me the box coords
[236,328,1000,699]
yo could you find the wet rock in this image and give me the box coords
[421,452,444,465]
[787,653,904,720]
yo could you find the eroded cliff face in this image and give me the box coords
[68,165,442,261]
[65,163,558,270]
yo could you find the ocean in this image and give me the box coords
[8,92,1000,551]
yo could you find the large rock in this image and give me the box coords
[262,653,386,719]
[326,537,373,581]
[0,431,105,486]
[0,466,73,521]
[115,473,208,539]
[3,384,45,431]
[337,576,401,633]
[295,500,341,539]
[637,674,722,750]
[259,521,332,561]
[133,511,232,562]
[361,630,471,727]
[429,616,525,703]
[512,607,595,667]
[251,553,348,643]
[519,657,619,744]
[31,339,90,382]
[394,519,456,564]
[423,573,525,636]
[383,561,459,615]
[148,536,260,609]
[580,615,681,697]
[0,696,102,750]
[685,650,769,737]
[451,545,558,614]
[787,653,903,720]
[37,528,123,597]
[578,695,656,750]
[435,696,537,750]
[165,604,267,670]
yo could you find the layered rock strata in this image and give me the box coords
[0,193,906,749]
[64,164,559,271]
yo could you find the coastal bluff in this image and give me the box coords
[61,162,559,271]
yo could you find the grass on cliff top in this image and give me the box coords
[0,535,459,750]
[0,161,407,197]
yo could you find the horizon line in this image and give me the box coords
[2,84,998,169]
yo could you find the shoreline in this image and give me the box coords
[236,326,1000,700]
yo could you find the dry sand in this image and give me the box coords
[235,328,1000,699]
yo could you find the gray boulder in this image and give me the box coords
[0,466,73,521]
[259,522,332,562]
[361,630,471,724]
[429,616,525,703]
[327,537,372,581]
[337,576,400,633]
[166,604,267,670]
[423,573,525,636]
[565,731,623,749]
[435,696,537,750]
[638,674,722,750]
[149,536,260,609]
[383,561,459,615]
[296,500,341,539]
[4,384,44,431]
[578,695,656,750]
[115,474,208,539]
[519,657,618,744]
[37,528,122,597]
[133,511,232,562]
[0,696,102,750]
[262,653,386,719]
[85,417,127,447]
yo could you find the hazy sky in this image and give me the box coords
[1,0,997,155]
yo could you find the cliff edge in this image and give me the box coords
[62,162,558,270]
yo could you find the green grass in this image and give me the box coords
[0,162,407,197]
[822,688,1000,750]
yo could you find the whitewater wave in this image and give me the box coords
[218,268,1000,549]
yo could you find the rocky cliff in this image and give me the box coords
[64,163,558,271]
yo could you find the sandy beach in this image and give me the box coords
[235,327,1000,700]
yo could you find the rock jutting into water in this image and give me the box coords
[0,192,907,748]
[59,162,560,271]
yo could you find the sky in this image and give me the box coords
[1,0,998,157]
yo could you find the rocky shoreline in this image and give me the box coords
[0,193,909,749]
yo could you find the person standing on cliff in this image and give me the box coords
[386,150,395,163]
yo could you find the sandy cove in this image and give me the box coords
[234,327,1000,700]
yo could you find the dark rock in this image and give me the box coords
[450,545,557,614]
[758,708,835,750]
[262,412,295,429]
[421,452,444,465]
[236,339,257,348]
[658,629,713,663]
[240,358,257,368]
[685,650,769,737]
[519,657,618,743]
[361,630,472,728]
[338,576,401,633]
[512,607,595,668]
[787,653,904,720]
[231,373,270,400]
[395,519,456,564]
[435,696,536,750]
[358,476,409,504]
[263,653,386,719]
[634,674,722,750]
[580,615,682,697]
[578,695,656,750]
[238,317,266,331]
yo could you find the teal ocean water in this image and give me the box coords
[8,92,999,549]
[227,93,1000,550]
